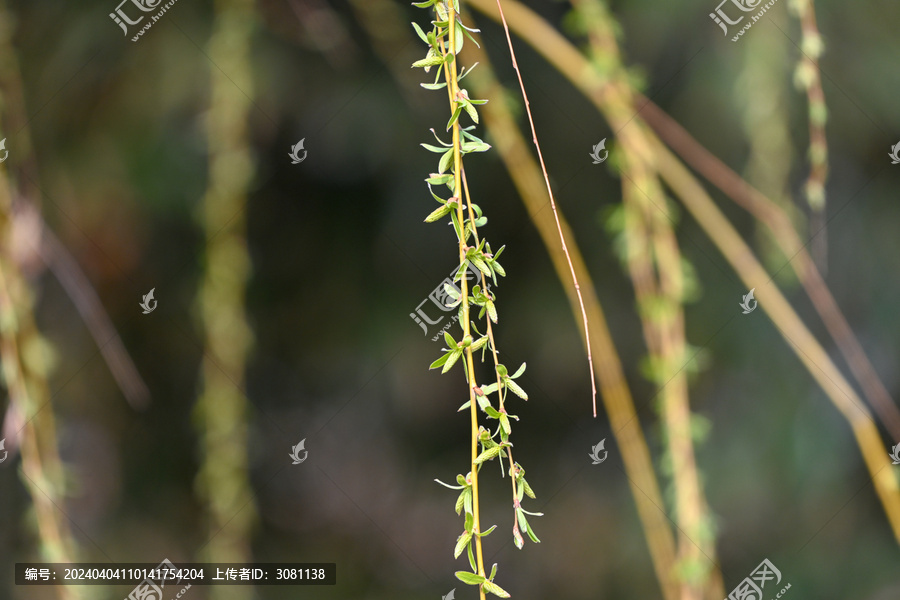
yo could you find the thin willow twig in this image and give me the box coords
[493,0,597,418]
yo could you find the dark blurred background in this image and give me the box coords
[0,0,899,598]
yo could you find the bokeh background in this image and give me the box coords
[0,0,899,598]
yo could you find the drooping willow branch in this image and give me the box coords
[412,1,542,596]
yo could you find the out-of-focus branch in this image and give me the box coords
[563,1,723,596]
[194,0,258,595]
[465,0,900,544]
[635,98,900,442]
[789,0,829,273]
[12,200,151,409]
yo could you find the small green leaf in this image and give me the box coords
[520,477,536,499]
[439,149,454,174]
[464,511,474,534]
[510,362,526,379]
[499,413,511,435]
[442,349,462,374]
[425,203,453,223]
[444,331,458,348]
[411,21,429,43]
[505,379,528,400]
[457,400,471,412]
[482,579,511,598]
[454,531,472,558]
[486,300,498,324]
[496,364,508,377]
[455,489,467,514]
[434,478,465,490]
[480,382,499,395]
[474,446,502,464]
[429,352,450,370]
[484,405,501,419]
[467,540,477,572]
[420,81,448,90]
[489,563,497,580]
[478,524,497,537]
[447,104,463,130]
[411,0,435,7]
[471,336,488,351]
[455,571,486,586]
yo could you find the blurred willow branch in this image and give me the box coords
[0,135,83,600]
[563,1,723,597]
[193,0,258,595]
[463,0,900,542]
[0,0,148,410]
[789,0,829,274]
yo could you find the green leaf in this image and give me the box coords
[420,81,448,90]
[467,539,477,572]
[486,300,498,324]
[480,382,499,395]
[474,446,502,464]
[464,511,474,534]
[442,349,462,374]
[447,104,463,131]
[516,508,528,533]
[489,563,497,580]
[454,20,464,53]
[444,331,458,348]
[461,98,479,123]
[439,149,454,174]
[426,173,454,185]
[457,400,471,412]
[523,515,541,543]
[411,0,435,7]
[520,477,536,499]
[484,405,501,419]
[412,52,445,68]
[482,580,511,598]
[421,143,448,153]
[457,474,468,486]
[429,352,450,370]
[511,362,526,379]
[461,25,481,48]
[434,478,465,490]
[455,571,486,586]
[505,379,528,400]
[454,531,472,558]
[458,62,479,81]
[425,203,453,223]
[496,364,508,377]
[471,336,488,351]
[455,488,468,514]
[411,21,429,43]
[499,413,511,435]
[478,525,497,537]
[461,140,491,153]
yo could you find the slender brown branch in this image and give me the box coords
[492,0,597,418]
